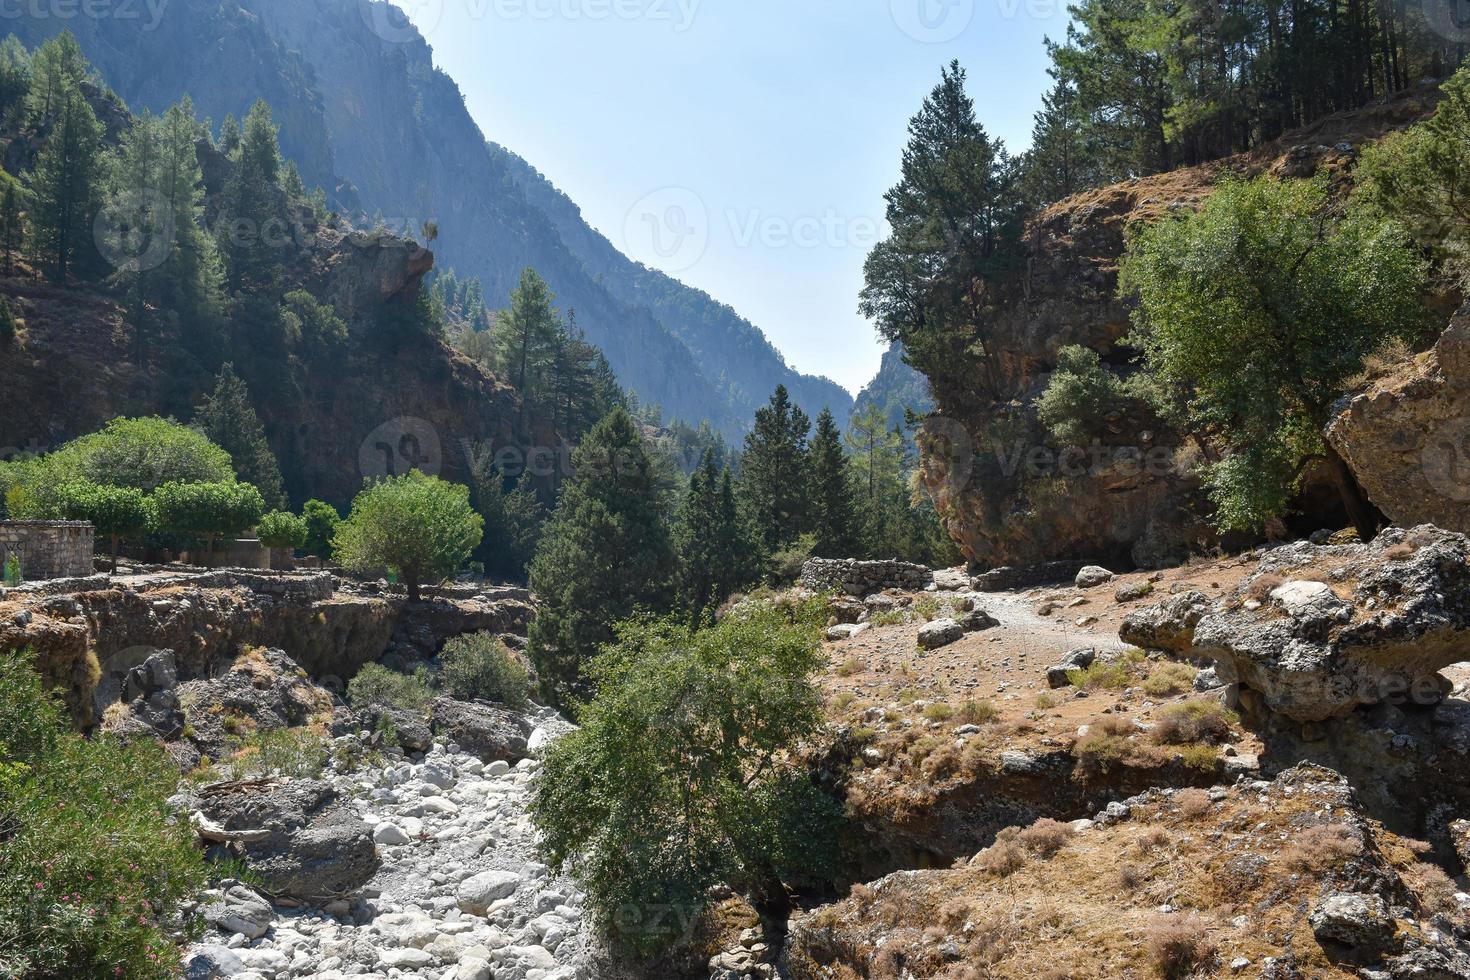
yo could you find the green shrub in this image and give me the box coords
[1037,345,1130,447]
[439,632,530,710]
[0,652,208,978]
[223,728,329,780]
[0,296,14,345]
[2,553,18,586]
[347,663,433,713]
[1152,700,1236,745]
[1067,661,1131,691]
[54,479,148,572]
[256,510,308,551]
[768,532,817,586]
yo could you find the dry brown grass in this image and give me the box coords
[1402,862,1460,917]
[1136,826,1172,853]
[1242,573,1284,602]
[1280,823,1363,871]
[974,828,1029,877]
[1174,788,1214,819]
[1144,914,1217,978]
[1152,701,1235,745]
[956,699,999,725]
[1094,714,1138,737]
[834,656,865,677]
[1018,818,1075,857]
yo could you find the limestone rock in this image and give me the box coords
[429,696,531,763]
[1308,892,1396,955]
[457,869,522,914]
[917,619,965,650]
[1119,590,1214,654]
[1075,566,1115,589]
[1046,647,1097,689]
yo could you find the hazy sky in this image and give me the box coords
[386,0,1061,394]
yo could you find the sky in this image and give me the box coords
[386,0,1062,395]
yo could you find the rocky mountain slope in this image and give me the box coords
[913,87,1443,572]
[9,1,853,438]
[850,341,931,435]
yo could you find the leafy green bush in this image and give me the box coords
[0,652,208,978]
[2,553,18,586]
[768,532,817,586]
[531,607,842,959]
[334,470,483,600]
[300,499,341,558]
[1037,345,1129,447]
[256,510,308,551]
[151,481,265,559]
[439,632,530,709]
[346,663,433,713]
[54,479,148,572]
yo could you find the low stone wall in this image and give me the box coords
[799,558,933,596]
[972,561,1091,593]
[0,521,94,581]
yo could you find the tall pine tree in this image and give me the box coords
[220,100,284,294]
[193,363,287,509]
[25,84,103,282]
[674,451,756,626]
[807,409,858,558]
[738,385,811,551]
[494,268,562,415]
[528,406,675,707]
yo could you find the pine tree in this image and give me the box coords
[156,99,224,346]
[282,160,306,199]
[846,403,906,555]
[494,268,561,414]
[219,100,284,293]
[0,35,30,126]
[674,451,756,626]
[24,31,88,128]
[101,110,162,345]
[25,85,103,283]
[217,113,241,155]
[528,406,675,707]
[1022,73,1101,207]
[807,409,858,558]
[193,363,287,508]
[471,469,547,581]
[860,62,1024,399]
[1,182,22,276]
[738,385,811,551]
[0,296,15,345]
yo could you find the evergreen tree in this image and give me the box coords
[24,31,88,128]
[471,469,547,581]
[806,409,858,558]
[738,385,811,551]
[1022,73,1101,206]
[846,402,906,555]
[674,451,755,626]
[548,312,622,445]
[25,85,103,282]
[493,268,561,414]
[528,406,675,707]
[217,113,241,154]
[860,62,1025,400]
[282,159,306,199]
[0,296,15,346]
[155,100,224,346]
[1,181,22,275]
[219,100,284,293]
[193,363,287,508]
[0,35,30,126]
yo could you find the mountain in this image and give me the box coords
[852,341,933,435]
[9,0,852,439]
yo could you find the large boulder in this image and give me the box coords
[190,778,378,900]
[174,648,335,760]
[1132,527,1470,722]
[429,697,531,763]
[1328,304,1470,534]
[1119,590,1214,653]
[917,619,965,651]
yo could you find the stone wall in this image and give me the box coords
[799,558,933,596]
[0,521,94,581]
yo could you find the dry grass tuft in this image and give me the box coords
[835,656,865,677]
[1402,861,1460,917]
[1152,701,1235,745]
[974,828,1028,877]
[1143,661,1198,697]
[1018,818,1075,857]
[1174,788,1214,819]
[1144,914,1217,978]
[1280,823,1362,871]
[956,699,999,725]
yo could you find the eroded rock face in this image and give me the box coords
[429,697,532,764]
[1328,305,1470,535]
[1127,527,1470,722]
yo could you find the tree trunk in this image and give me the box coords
[1324,441,1382,542]
[110,534,119,575]
[406,572,421,603]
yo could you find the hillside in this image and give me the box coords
[8,0,853,439]
[851,340,932,434]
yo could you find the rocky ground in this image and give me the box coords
[183,718,592,980]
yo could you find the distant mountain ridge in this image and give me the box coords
[12,0,853,438]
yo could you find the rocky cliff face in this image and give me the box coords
[917,89,1440,570]
[1328,306,1470,534]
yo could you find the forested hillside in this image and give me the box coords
[9,0,853,439]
